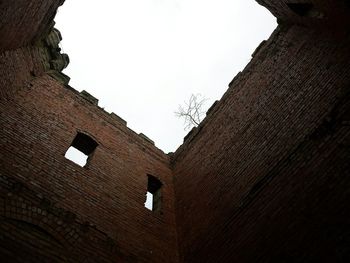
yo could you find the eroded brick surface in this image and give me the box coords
[0,0,65,52]
[0,73,178,262]
[173,24,350,263]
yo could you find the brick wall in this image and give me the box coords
[1,1,179,261]
[0,0,64,52]
[0,70,178,262]
[172,22,350,263]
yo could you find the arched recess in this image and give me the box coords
[0,175,120,262]
[0,196,84,262]
[0,218,71,262]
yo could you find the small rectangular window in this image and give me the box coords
[287,3,314,16]
[145,192,153,210]
[65,146,89,167]
[144,175,162,212]
[65,132,98,167]
[286,3,323,18]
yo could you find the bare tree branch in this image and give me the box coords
[175,94,208,130]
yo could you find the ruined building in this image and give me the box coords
[0,0,350,262]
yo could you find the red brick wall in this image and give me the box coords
[172,23,350,263]
[0,46,47,100]
[0,69,178,262]
[1,1,179,260]
[0,0,64,52]
[0,173,123,262]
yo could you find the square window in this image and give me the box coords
[65,146,89,167]
[65,132,98,167]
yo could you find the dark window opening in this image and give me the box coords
[65,132,98,167]
[145,175,162,212]
[287,3,314,16]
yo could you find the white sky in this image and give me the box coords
[55,0,276,153]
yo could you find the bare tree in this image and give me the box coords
[175,93,207,130]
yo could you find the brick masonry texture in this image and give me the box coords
[1,0,350,262]
[173,23,350,262]
[0,72,178,262]
[0,0,65,53]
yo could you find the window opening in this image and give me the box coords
[287,3,323,18]
[64,132,98,167]
[287,3,313,16]
[145,175,162,212]
[145,192,153,210]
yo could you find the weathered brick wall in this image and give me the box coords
[0,0,65,52]
[0,174,121,262]
[172,23,350,263]
[0,71,178,262]
[0,1,179,261]
[256,0,349,27]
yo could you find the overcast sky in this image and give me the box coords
[55,0,276,153]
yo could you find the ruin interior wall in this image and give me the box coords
[172,1,350,262]
[0,59,179,262]
[0,6,178,260]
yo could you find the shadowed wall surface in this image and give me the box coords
[173,23,350,262]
